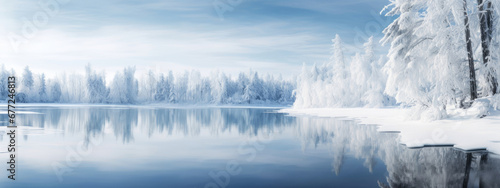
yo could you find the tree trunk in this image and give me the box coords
[464,0,479,100]
[478,0,498,95]
[462,153,473,188]
[479,154,488,188]
[486,1,493,37]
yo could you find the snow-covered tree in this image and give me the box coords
[48,79,62,102]
[244,72,264,103]
[365,55,390,107]
[173,72,188,102]
[186,70,211,103]
[85,64,107,103]
[332,35,346,82]
[167,71,176,103]
[350,52,370,106]
[21,66,34,101]
[237,72,250,96]
[477,0,498,96]
[139,70,157,102]
[488,0,500,97]
[382,0,473,119]
[211,71,229,104]
[154,73,168,101]
[331,35,348,106]
[59,73,86,103]
[108,67,138,104]
[37,73,48,102]
[0,65,9,100]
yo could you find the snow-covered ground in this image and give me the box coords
[279,107,500,155]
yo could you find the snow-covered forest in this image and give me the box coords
[6,0,500,119]
[294,0,500,119]
[0,65,295,105]
[294,36,394,108]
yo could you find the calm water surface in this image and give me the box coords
[0,105,499,188]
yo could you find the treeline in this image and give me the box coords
[0,65,295,104]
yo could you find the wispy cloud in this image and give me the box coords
[0,0,391,78]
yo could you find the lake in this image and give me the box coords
[1,105,499,188]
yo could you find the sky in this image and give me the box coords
[0,0,393,79]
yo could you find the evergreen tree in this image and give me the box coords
[85,64,107,103]
[21,66,34,101]
[38,74,47,102]
[49,80,62,102]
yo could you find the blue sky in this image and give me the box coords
[0,0,392,78]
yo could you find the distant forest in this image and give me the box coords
[0,65,295,105]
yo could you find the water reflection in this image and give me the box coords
[6,107,295,144]
[294,116,500,188]
[1,106,499,187]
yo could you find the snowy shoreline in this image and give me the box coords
[279,107,500,155]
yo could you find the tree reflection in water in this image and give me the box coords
[6,106,500,187]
